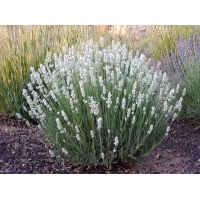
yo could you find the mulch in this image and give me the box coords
[0,114,200,174]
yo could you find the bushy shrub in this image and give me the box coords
[160,33,200,118]
[21,38,185,168]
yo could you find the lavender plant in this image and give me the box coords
[160,33,200,117]
[21,38,185,168]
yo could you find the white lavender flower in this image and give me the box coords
[23,106,27,112]
[176,84,180,93]
[132,115,136,124]
[148,124,153,134]
[49,90,57,102]
[131,104,136,114]
[168,105,173,114]
[165,126,170,136]
[27,83,33,91]
[61,110,68,121]
[97,117,102,131]
[125,106,131,117]
[136,93,144,108]
[101,152,105,159]
[132,81,137,96]
[40,113,46,121]
[75,125,80,133]
[106,92,112,108]
[71,90,76,100]
[62,148,68,155]
[116,97,119,105]
[90,130,94,138]
[60,128,66,134]
[121,98,126,109]
[98,76,104,86]
[114,137,119,146]
[167,88,175,102]
[176,97,183,112]
[143,107,146,114]
[182,88,186,96]
[56,118,62,131]
[38,124,42,130]
[79,81,85,97]
[89,97,99,116]
[118,79,124,90]
[69,98,74,109]
[172,113,178,122]
[37,105,43,114]
[22,89,28,98]
[163,101,168,112]
[16,113,22,119]
[110,70,115,83]
[26,120,30,127]
[102,85,106,95]
[76,134,80,141]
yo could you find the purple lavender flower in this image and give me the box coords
[160,32,200,79]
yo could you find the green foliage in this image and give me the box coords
[22,39,185,168]
[180,67,200,118]
[158,32,200,118]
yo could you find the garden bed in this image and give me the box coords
[0,114,199,174]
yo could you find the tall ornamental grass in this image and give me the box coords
[160,33,200,118]
[21,38,185,168]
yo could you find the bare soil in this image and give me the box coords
[0,114,200,174]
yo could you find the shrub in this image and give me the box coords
[21,38,185,168]
[160,33,200,118]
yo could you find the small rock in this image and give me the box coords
[167,149,172,153]
[198,159,200,162]
[156,154,160,158]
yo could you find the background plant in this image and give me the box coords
[21,38,185,168]
[147,25,200,61]
[159,32,200,118]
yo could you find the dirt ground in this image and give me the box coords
[0,114,200,174]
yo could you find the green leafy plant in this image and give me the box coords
[21,38,185,168]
